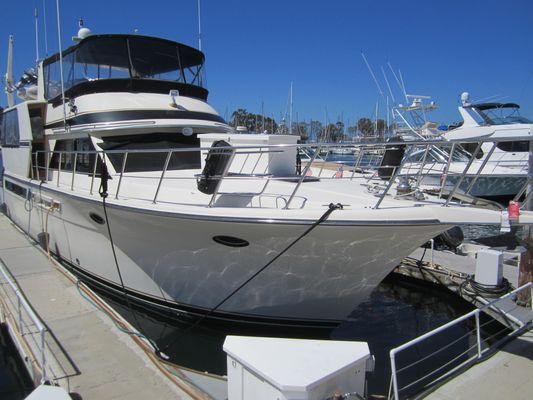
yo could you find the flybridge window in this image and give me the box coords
[1,109,20,147]
[475,106,532,126]
[97,132,200,172]
[43,36,205,100]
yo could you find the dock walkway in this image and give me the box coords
[399,247,533,400]
[0,212,210,399]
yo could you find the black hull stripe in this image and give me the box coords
[59,257,340,329]
[45,110,227,129]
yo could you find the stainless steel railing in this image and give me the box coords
[388,282,533,400]
[0,257,48,383]
[29,137,530,210]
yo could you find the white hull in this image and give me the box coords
[3,179,448,325]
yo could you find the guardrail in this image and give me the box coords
[29,137,530,210]
[0,258,48,383]
[388,282,533,399]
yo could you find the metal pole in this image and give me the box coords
[197,0,202,51]
[518,139,533,304]
[390,351,400,400]
[40,329,47,383]
[475,311,482,358]
[55,0,67,129]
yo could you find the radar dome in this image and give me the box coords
[78,27,92,39]
[460,92,470,105]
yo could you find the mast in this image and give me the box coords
[289,81,293,135]
[55,0,67,128]
[5,35,14,108]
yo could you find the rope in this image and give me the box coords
[161,202,344,353]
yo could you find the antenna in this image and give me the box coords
[361,52,384,98]
[197,0,202,51]
[42,0,49,56]
[387,62,407,102]
[55,0,67,127]
[5,35,14,107]
[381,65,395,103]
[34,7,39,64]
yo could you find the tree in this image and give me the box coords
[230,109,278,133]
[357,118,374,136]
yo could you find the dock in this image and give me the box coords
[0,212,225,399]
[392,246,533,400]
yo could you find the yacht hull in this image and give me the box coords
[3,180,449,326]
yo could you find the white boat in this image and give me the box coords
[441,93,531,197]
[399,93,529,199]
[1,28,530,328]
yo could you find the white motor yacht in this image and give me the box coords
[401,93,530,199]
[441,92,531,197]
[1,29,530,328]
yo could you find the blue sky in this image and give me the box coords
[2,0,533,126]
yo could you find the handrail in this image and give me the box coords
[388,282,533,400]
[0,258,48,383]
[29,136,530,211]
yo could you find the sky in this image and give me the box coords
[1,0,533,127]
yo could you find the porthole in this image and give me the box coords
[89,212,105,225]
[213,235,249,248]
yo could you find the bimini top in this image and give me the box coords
[461,101,531,126]
[467,102,520,111]
[42,34,208,102]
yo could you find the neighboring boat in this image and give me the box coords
[442,92,531,197]
[399,93,529,199]
[1,28,530,328]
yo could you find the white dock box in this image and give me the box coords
[223,336,372,400]
[475,249,503,286]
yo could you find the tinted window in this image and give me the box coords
[98,132,200,172]
[496,141,530,152]
[1,109,20,147]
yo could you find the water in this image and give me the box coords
[94,272,505,397]
[0,262,508,399]
[0,325,34,399]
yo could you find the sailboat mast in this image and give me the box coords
[289,81,293,135]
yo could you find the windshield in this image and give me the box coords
[43,35,205,100]
[474,106,532,125]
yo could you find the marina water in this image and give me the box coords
[98,272,491,397]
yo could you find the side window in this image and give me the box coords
[1,109,20,147]
[50,138,102,173]
[496,141,529,152]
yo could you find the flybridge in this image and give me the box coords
[41,34,208,102]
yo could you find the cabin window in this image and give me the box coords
[496,141,530,152]
[1,109,20,147]
[97,132,200,172]
[50,137,103,174]
[4,180,27,198]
